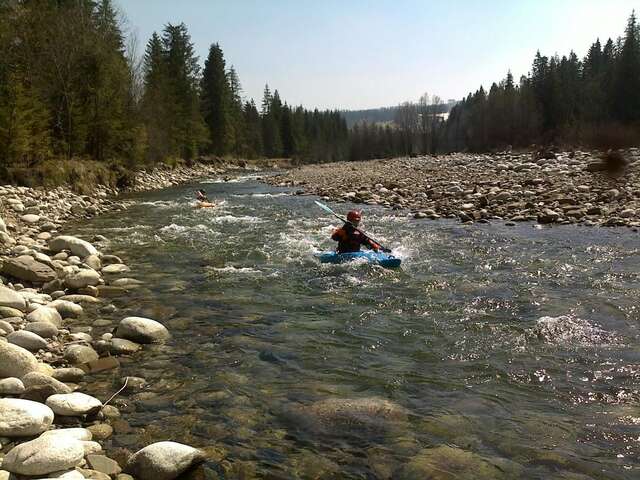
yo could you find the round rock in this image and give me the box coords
[7,330,48,351]
[0,285,26,311]
[49,299,84,318]
[0,398,54,437]
[1,435,85,475]
[0,377,25,395]
[46,392,103,416]
[116,317,170,344]
[25,321,59,338]
[0,341,39,378]
[26,306,63,327]
[125,441,206,480]
[64,344,99,364]
[65,269,101,289]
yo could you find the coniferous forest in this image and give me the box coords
[0,0,348,185]
[1,1,639,185]
[350,11,640,160]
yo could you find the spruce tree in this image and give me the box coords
[613,11,640,122]
[201,43,232,155]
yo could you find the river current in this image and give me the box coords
[69,173,639,479]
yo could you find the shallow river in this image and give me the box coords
[70,173,639,479]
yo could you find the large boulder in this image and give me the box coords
[125,442,206,480]
[1,255,57,283]
[0,341,39,378]
[46,392,103,416]
[49,236,98,259]
[0,285,27,311]
[65,269,101,289]
[116,317,170,344]
[26,306,63,327]
[7,330,48,351]
[1,434,85,475]
[0,398,54,437]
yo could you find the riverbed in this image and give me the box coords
[68,173,640,479]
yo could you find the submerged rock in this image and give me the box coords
[294,397,408,434]
[399,445,520,480]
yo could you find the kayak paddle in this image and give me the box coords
[314,200,392,253]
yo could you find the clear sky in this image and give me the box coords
[120,0,638,110]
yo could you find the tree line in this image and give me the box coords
[2,2,638,178]
[349,11,640,160]
[0,0,348,183]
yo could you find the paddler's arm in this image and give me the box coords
[331,228,346,241]
[363,236,381,252]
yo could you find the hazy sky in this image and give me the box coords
[122,0,637,110]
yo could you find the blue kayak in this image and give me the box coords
[316,251,402,268]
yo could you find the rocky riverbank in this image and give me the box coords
[269,149,640,228]
[0,162,252,480]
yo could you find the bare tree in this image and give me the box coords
[394,101,418,155]
[418,92,430,154]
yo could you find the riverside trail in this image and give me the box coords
[65,172,640,479]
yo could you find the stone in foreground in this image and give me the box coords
[125,441,206,480]
[0,341,39,378]
[0,285,27,311]
[1,255,57,283]
[46,392,103,416]
[0,398,54,437]
[7,329,48,351]
[0,377,25,395]
[1,435,85,475]
[116,316,170,344]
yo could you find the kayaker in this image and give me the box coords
[331,210,381,253]
[196,189,209,203]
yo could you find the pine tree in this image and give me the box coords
[201,43,232,155]
[613,11,640,122]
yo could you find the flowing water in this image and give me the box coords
[69,174,640,479]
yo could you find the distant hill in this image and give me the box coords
[341,101,457,128]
